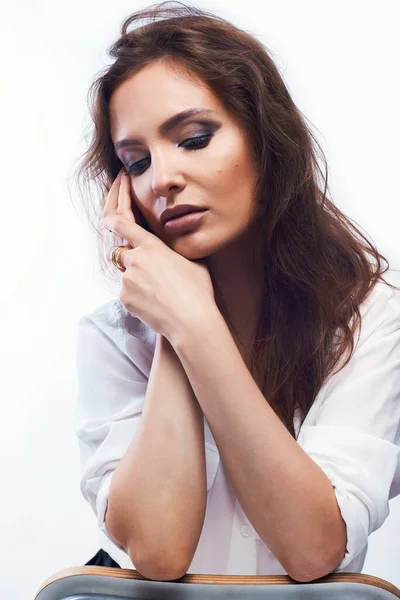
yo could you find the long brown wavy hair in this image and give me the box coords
[72,0,398,438]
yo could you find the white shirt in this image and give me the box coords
[73,278,400,575]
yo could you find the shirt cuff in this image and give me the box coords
[96,470,127,552]
[297,425,400,570]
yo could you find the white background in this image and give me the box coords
[0,1,399,598]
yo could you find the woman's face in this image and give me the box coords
[109,59,259,260]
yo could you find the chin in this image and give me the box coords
[166,237,212,261]
[176,236,234,262]
[177,247,211,261]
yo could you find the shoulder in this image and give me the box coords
[355,274,400,348]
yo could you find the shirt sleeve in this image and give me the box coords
[296,284,400,571]
[73,301,220,552]
[73,301,149,550]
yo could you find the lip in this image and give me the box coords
[160,204,207,226]
[163,210,208,233]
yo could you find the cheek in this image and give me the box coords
[210,160,249,200]
[211,140,248,182]
[130,180,149,213]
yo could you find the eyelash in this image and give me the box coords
[126,134,213,176]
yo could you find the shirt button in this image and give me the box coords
[241,525,251,537]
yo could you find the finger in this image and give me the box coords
[103,212,148,249]
[126,179,151,231]
[103,170,151,247]
[119,246,133,269]
[103,169,129,247]
[103,168,125,218]
[119,171,149,230]
[108,245,132,269]
[118,172,136,221]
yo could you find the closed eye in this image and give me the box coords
[126,134,213,176]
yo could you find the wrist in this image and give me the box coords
[167,304,225,354]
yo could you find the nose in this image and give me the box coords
[150,149,186,198]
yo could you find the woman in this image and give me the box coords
[73,1,400,582]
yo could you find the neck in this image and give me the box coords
[205,230,264,357]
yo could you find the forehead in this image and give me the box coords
[109,60,223,138]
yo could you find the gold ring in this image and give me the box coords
[110,246,130,272]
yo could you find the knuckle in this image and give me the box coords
[121,268,134,287]
[111,214,123,227]
[102,205,111,219]
[123,250,134,267]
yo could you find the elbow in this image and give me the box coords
[128,543,190,581]
[287,564,334,583]
[106,509,189,580]
[287,561,334,583]
[287,516,347,582]
[285,539,347,583]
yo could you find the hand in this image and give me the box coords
[102,168,216,343]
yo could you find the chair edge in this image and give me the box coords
[34,567,400,599]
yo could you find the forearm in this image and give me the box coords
[106,333,207,579]
[170,309,347,582]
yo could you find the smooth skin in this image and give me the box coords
[102,173,347,583]
[103,59,348,581]
[109,58,264,356]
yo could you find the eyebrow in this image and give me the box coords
[114,108,215,151]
